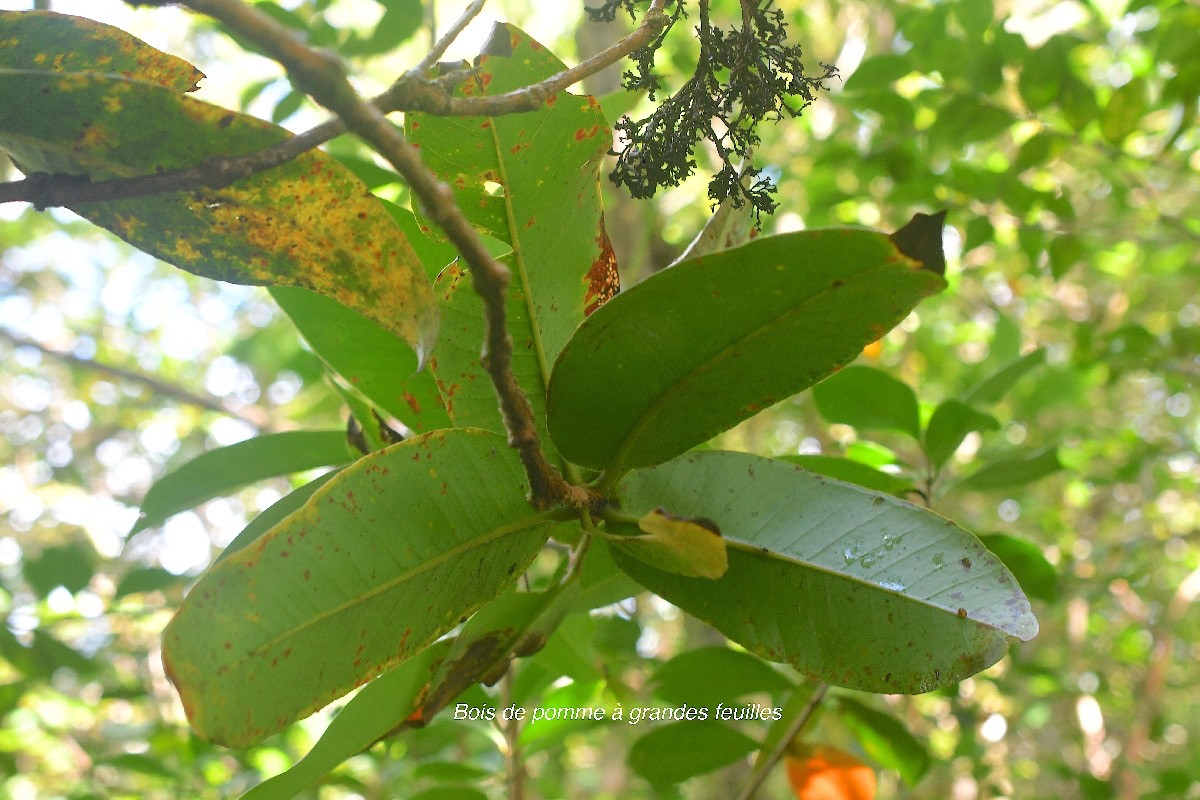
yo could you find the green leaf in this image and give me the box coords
[628,720,759,785]
[954,0,993,39]
[240,641,451,800]
[776,455,913,496]
[161,429,553,746]
[927,95,1014,147]
[1014,131,1065,171]
[0,10,203,91]
[650,647,794,707]
[114,567,185,600]
[409,23,618,442]
[342,0,424,57]
[960,446,1061,490]
[408,789,489,800]
[132,431,353,534]
[962,348,1046,405]
[1059,74,1099,131]
[837,696,931,786]
[0,62,438,359]
[218,469,342,563]
[409,583,580,725]
[1101,78,1148,145]
[1048,233,1085,279]
[843,54,912,93]
[547,226,946,473]
[574,539,643,610]
[812,365,922,439]
[610,451,1038,694]
[979,533,1058,602]
[923,400,1000,470]
[23,542,95,596]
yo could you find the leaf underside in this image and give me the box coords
[162,429,551,746]
[610,451,1037,693]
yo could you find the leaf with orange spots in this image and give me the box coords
[0,10,204,92]
[408,23,618,446]
[160,429,553,746]
[608,450,1038,694]
[785,745,877,800]
[0,22,437,360]
[546,224,946,475]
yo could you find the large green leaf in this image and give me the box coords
[0,29,437,358]
[161,429,553,746]
[547,228,946,473]
[408,23,618,439]
[0,10,203,91]
[812,364,922,439]
[132,431,353,535]
[609,451,1037,693]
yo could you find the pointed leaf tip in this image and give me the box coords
[889,210,948,276]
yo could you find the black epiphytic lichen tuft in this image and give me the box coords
[592,0,837,217]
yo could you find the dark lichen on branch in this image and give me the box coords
[590,0,837,216]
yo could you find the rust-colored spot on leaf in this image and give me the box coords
[583,220,620,316]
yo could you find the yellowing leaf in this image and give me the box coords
[0,25,438,360]
[612,507,728,579]
[0,10,204,92]
[785,746,877,800]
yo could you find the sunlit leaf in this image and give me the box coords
[610,451,1037,694]
[0,50,438,358]
[409,23,618,443]
[812,365,922,440]
[548,224,945,473]
[960,446,1061,490]
[776,456,913,496]
[962,349,1045,406]
[923,400,1000,470]
[650,646,794,707]
[979,533,1058,602]
[0,10,203,91]
[837,697,930,786]
[131,431,353,534]
[162,429,552,746]
[629,720,759,785]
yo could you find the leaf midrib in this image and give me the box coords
[236,510,556,663]
[607,258,932,472]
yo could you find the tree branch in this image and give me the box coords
[417,0,489,73]
[736,682,829,800]
[0,0,668,210]
[0,327,277,430]
[132,0,606,508]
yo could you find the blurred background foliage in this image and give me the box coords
[0,0,1196,798]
